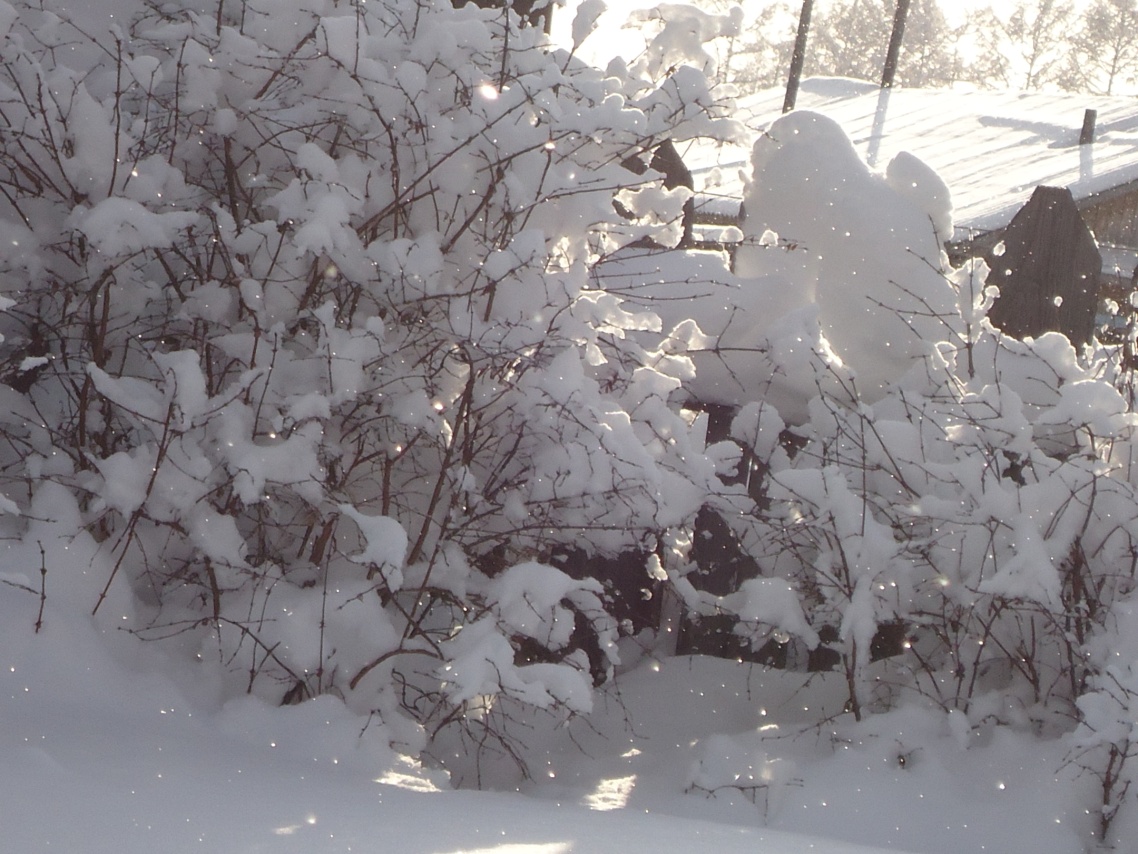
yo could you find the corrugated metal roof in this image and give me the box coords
[686,77,1138,242]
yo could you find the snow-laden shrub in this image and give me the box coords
[669,217,1138,730]
[598,110,1135,729]
[583,110,1138,845]
[1068,658,1138,845]
[0,0,740,769]
[737,322,1138,720]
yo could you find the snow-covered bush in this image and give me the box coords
[617,112,1134,721]
[1068,659,1138,845]
[584,109,1138,844]
[687,124,1138,733]
[0,0,740,770]
[743,325,1138,718]
[8,0,1138,839]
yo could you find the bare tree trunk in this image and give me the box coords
[881,0,911,88]
[783,0,814,113]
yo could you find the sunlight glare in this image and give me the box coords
[375,770,443,793]
[272,815,316,836]
[439,845,572,854]
[584,774,637,811]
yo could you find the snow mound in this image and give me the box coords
[737,110,959,405]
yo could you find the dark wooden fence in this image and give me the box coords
[985,185,1101,345]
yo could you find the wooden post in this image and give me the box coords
[1080,108,1097,145]
[783,0,814,113]
[649,139,695,247]
[880,0,911,89]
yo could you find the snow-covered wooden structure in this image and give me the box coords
[687,78,1138,273]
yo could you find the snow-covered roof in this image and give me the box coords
[689,77,1138,241]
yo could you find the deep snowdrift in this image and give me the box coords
[2,585,1086,854]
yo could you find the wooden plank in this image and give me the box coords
[986,186,1102,344]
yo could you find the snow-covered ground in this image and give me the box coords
[0,587,873,853]
[3,583,1088,853]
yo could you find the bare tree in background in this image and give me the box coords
[959,5,1014,88]
[1061,0,1138,95]
[695,0,1138,97]
[886,0,962,86]
[807,0,957,87]
[712,1,798,92]
[1003,0,1077,90]
[807,0,890,81]
[706,0,960,95]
